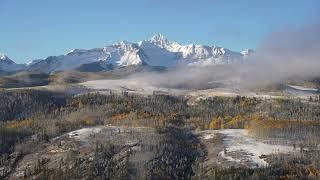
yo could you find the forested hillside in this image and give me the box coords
[1,90,320,179]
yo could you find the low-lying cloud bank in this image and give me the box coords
[247,23,320,87]
[130,23,320,90]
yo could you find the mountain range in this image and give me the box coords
[0,34,253,73]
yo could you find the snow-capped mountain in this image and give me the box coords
[150,34,242,60]
[147,34,247,66]
[0,53,26,72]
[3,34,252,73]
[27,41,147,72]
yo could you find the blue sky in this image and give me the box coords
[0,0,319,63]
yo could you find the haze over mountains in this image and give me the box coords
[0,34,252,73]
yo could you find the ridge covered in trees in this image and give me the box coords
[0,89,320,179]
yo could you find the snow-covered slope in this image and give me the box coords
[0,53,26,72]
[27,41,148,73]
[13,34,252,73]
[138,40,181,67]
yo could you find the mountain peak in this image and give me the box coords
[0,53,26,71]
[0,53,15,64]
[150,34,171,48]
[0,53,8,60]
[151,33,167,40]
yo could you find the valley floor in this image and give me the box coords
[80,78,319,100]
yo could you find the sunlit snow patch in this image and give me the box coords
[220,129,297,167]
[204,129,298,167]
[200,130,216,140]
[68,126,103,143]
